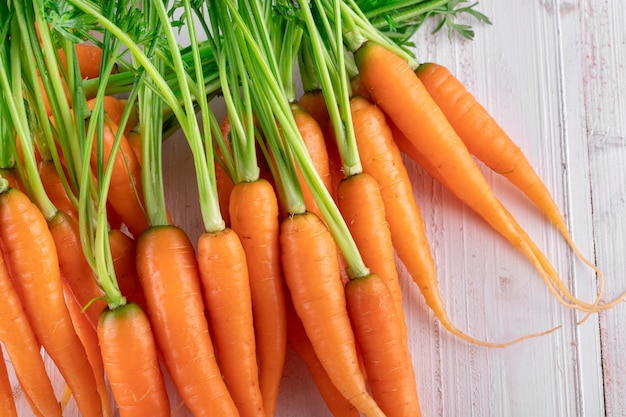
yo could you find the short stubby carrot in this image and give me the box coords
[285,294,360,417]
[197,227,265,417]
[0,250,58,417]
[280,211,385,417]
[136,225,239,417]
[355,41,607,314]
[415,62,603,276]
[0,188,103,417]
[346,273,421,417]
[48,210,107,329]
[98,302,170,417]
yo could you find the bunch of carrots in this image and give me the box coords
[0,0,624,416]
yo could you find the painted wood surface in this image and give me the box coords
[7,1,626,416]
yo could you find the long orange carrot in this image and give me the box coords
[98,302,170,417]
[415,62,602,275]
[346,273,421,417]
[62,280,112,417]
[228,178,287,416]
[0,188,103,417]
[355,40,613,313]
[136,225,240,417]
[285,294,360,417]
[280,211,385,417]
[337,171,407,339]
[48,210,107,329]
[197,227,265,417]
[0,249,54,417]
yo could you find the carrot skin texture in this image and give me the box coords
[136,225,240,417]
[98,302,170,417]
[286,295,360,417]
[48,210,107,329]
[280,212,384,417]
[346,273,421,417]
[38,160,77,219]
[337,172,407,338]
[0,188,102,417]
[0,250,57,417]
[197,228,265,417]
[228,179,287,417]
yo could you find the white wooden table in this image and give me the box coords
[10,1,626,416]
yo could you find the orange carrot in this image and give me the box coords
[62,280,112,417]
[355,41,611,313]
[38,159,77,219]
[108,229,147,312]
[285,294,360,417]
[292,103,333,218]
[98,302,170,417]
[87,96,138,136]
[280,211,385,417]
[415,62,601,274]
[136,225,239,417]
[228,178,287,416]
[0,188,103,417]
[56,43,106,81]
[337,172,407,339]
[0,168,23,193]
[298,90,330,135]
[48,210,107,329]
[90,119,148,238]
[197,227,265,417]
[346,273,420,417]
[0,249,50,417]
[0,347,18,417]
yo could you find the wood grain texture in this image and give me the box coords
[7,1,626,416]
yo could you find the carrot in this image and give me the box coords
[57,43,105,81]
[48,210,107,329]
[197,226,265,417]
[285,294,360,417]
[98,302,170,417]
[90,119,148,238]
[298,90,330,135]
[228,178,287,416]
[38,159,77,219]
[0,188,103,417]
[108,228,147,312]
[346,273,421,417]
[0,348,18,417]
[415,62,602,275]
[62,280,112,417]
[292,102,333,219]
[337,171,407,339]
[126,130,142,163]
[355,41,612,313]
[0,168,23,192]
[280,211,384,417]
[136,225,240,417]
[87,96,138,136]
